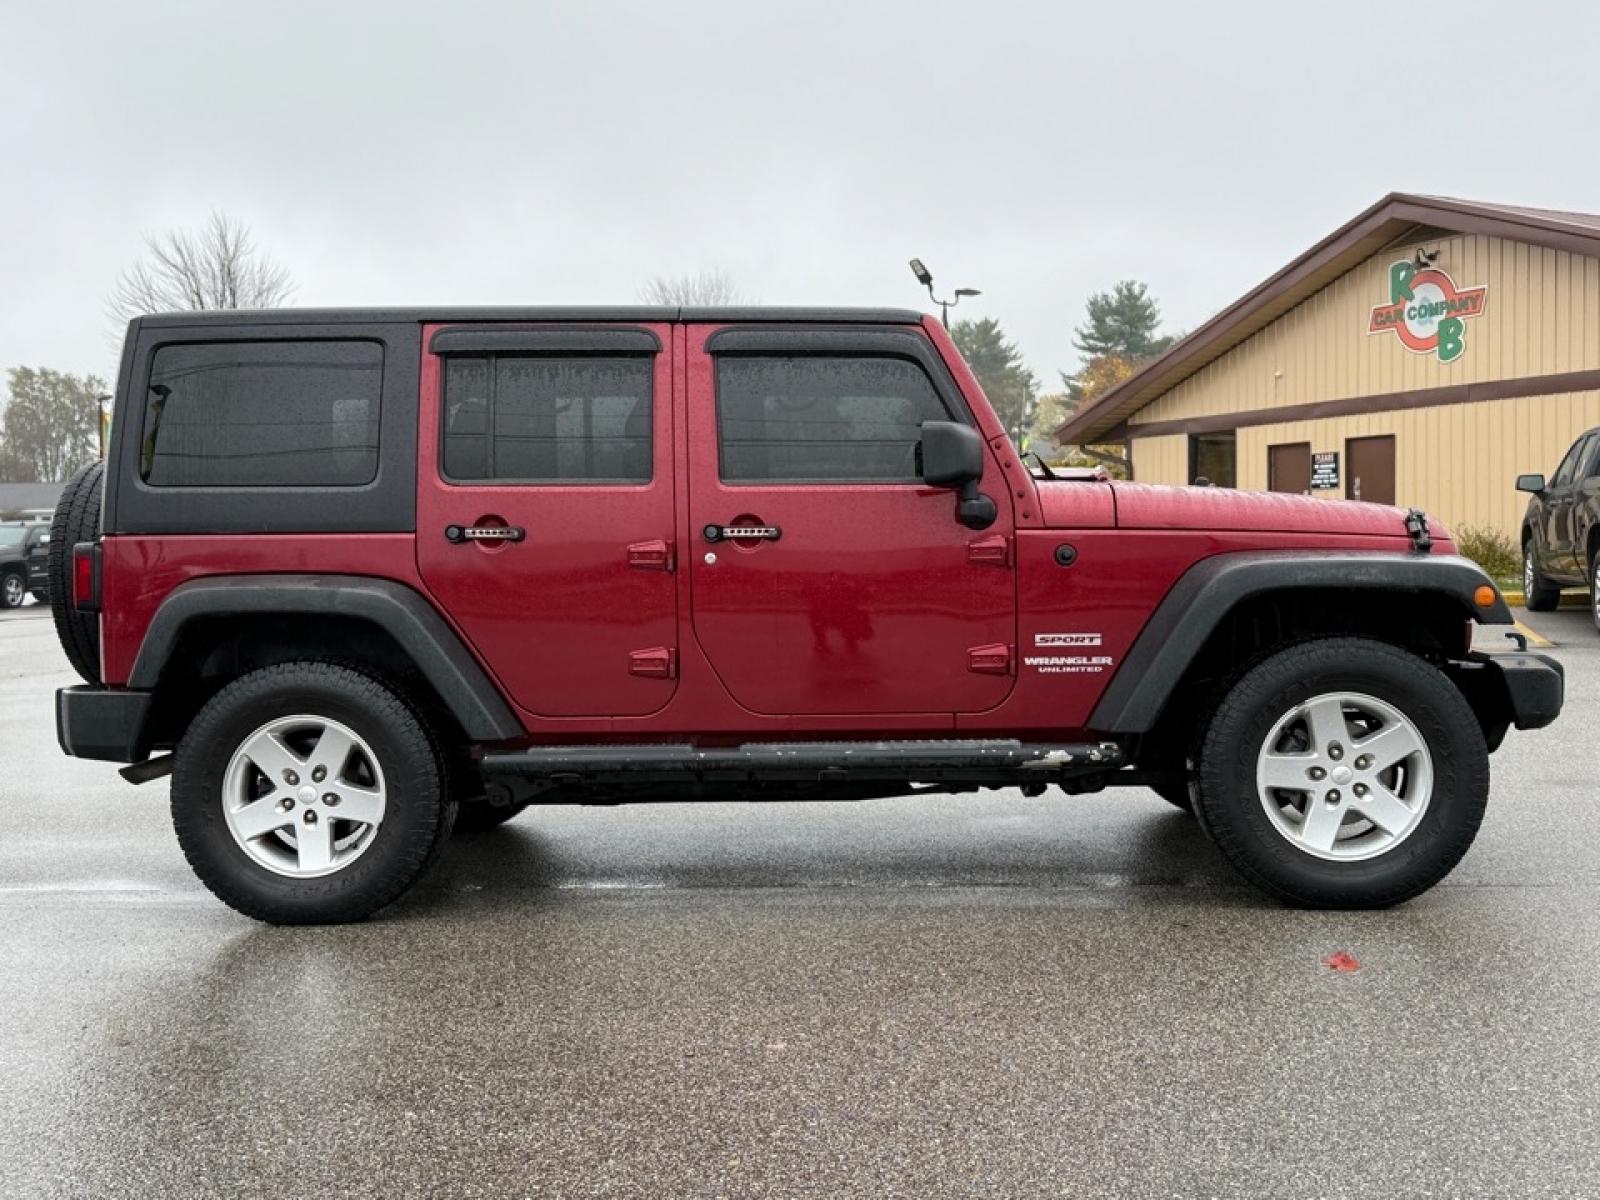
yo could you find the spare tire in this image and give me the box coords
[49,460,104,684]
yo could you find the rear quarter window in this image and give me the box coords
[141,341,383,487]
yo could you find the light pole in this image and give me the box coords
[95,393,111,460]
[908,259,980,326]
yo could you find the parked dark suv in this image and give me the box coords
[50,307,1562,924]
[1517,428,1600,627]
[0,521,49,608]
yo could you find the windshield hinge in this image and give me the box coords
[1404,508,1434,553]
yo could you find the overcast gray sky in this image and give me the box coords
[5,0,1598,391]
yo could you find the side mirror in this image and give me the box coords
[920,420,997,530]
[920,421,984,488]
[1516,473,1546,494]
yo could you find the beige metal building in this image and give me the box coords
[1055,194,1600,539]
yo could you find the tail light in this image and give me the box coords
[72,543,102,613]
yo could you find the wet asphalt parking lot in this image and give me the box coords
[2,600,1598,1199]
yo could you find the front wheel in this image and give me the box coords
[1590,553,1600,633]
[1524,540,1561,612]
[0,571,24,609]
[1195,638,1488,908]
[171,662,456,924]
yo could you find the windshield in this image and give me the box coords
[0,528,26,550]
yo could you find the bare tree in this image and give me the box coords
[108,212,296,327]
[639,269,753,306]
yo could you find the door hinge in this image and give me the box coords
[629,647,677,679]
[967,534,1012,568]
[967,643,1014,676]
[627,539,675,572]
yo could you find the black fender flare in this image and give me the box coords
[129,574,523,741]
[1089,551,1510,734]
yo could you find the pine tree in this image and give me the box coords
[951,318,1036,442]
[1071,281,1175,362]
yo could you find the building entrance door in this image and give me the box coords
[1268,442,1311,494]
[1345,435,1396,505]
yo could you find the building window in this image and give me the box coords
[1189,431,1236,487]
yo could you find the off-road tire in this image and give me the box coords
[171,662,456,924]
[1523,539,1561,612]
[1194,637,1488,909]
[49,460,104,682]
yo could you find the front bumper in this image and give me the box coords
[57,686,154,762]
[1450,649,1564,747]
[1486,649,1564,730]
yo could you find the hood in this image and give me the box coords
[1106,482,1443,539]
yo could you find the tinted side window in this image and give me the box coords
[142,341,382,487]
[442,358,652,484]
[717,357,951,483]
[1551,433,1597,488]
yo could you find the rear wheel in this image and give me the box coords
[1523,539,1561,612]
[171,662,456,924]
[1195,637,1487,909]
[49,461,104,681]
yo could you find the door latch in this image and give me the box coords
[629,647,677,679]
[627,540,675,572]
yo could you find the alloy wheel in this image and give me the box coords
[222,715,388,877]
[1255,691,1433,862]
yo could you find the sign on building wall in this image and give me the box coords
[1367,258,1488,363]
[1311,451,1339,490]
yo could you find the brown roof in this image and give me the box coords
[1055,193,1600,445]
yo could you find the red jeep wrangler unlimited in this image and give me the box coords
[53,307,1562,923]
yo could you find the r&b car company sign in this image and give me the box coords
[1367,258,1488,363]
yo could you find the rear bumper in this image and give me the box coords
[56,686,153,762]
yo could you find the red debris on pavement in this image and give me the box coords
[1322,951,1362,973]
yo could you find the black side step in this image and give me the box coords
[479,740,1124,787]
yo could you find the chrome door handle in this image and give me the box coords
[702,524,781,543]
[445,524,526,544]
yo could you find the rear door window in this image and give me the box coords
[441,357,652,484]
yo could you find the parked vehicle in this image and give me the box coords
[0,521,49,607]
[25,530,50,604]
[1517,428,1600,627]
[52,307,1563,923]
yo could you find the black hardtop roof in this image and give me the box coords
[131,306,927,329]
